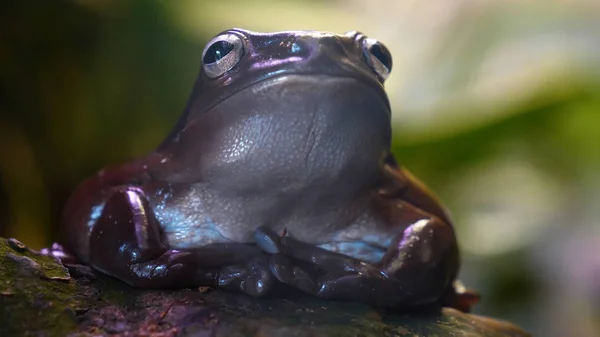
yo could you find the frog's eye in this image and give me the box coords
[362,38,393,81]
[202,34,244,78]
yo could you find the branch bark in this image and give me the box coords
[0,238,530,337]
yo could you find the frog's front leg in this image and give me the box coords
[256,201,460,309]
[83,187,274,296]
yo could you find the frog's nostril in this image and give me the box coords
[290,42,302,54]
[343,31,361,39]
[279,39,305,55]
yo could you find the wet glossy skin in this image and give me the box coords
[48,29,478,311]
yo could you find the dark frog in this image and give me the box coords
[47,29,479,311]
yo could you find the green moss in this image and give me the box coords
[0,238,78,336]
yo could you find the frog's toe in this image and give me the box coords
[268,254,321,295]
[268,254,294,281]
[269,250,409,306]
[217,259,274,297]
[254,226,283,254]
[316,271,397,303]
[441,281,481,313]
[39,243,79,264]
[248,269,274,297]
[278,235,366,272]
[289,266,321,295]
[127,250,213,288]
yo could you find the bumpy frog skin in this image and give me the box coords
[47,29,479,311]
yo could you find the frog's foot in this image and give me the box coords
[39,243,79,265]
[256,227,401,306]
[121,246,274,297]
[216,255,275,297]
[441,281,481,313]
[255,217,458,309]
[87,187,275,296]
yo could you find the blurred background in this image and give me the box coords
[1,0,599,335]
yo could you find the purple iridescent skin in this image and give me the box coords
[48,29,479,311]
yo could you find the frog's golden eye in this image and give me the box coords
[202,34,244,78]
[362,38,392,81]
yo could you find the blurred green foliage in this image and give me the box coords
[0,0,201,246]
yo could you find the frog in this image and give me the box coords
[44,29,479,312]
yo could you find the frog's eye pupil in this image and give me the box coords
[202,33,244,78]
[203,41,234,64]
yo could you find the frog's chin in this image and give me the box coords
[151,74,392,209]
[189,74,392,197]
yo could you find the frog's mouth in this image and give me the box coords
[207,74,390,119]
[206,74,391,124]
[190,72,391,124]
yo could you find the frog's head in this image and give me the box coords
[156,29,394,193]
